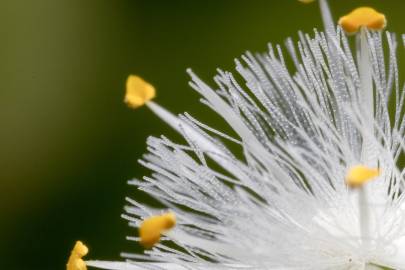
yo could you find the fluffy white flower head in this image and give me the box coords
[80,1,405,270]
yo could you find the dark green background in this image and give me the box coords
[0,1,403,269]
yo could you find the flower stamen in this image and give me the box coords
[124,75,156,109]
[345,165,380,188]
[338,7,386,34]
[139,212,176,248]
[298,0,315,3]
[66,241,89,270]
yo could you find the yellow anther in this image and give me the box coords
[66,241,88,270]
[298,0,315,3]
[139,212,176,248]
[124,75,156,109]
[339,7,386,34]
[345,165,380,188]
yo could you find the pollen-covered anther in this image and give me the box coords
[124,75,156,109]
[139,212,176,248]
[345,165,381,188]
[298,0,315,3]
[338,7,386,34]
[66,241,89,270]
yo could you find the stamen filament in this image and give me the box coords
[345,164,380,250]
[359,28,374,128]
[355,22,378,251]
[318,0,335,36]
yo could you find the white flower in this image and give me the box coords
[82,1,405,270]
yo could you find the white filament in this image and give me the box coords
[356,28,375,253]
[89,12,405,270]
[319,0,335,36]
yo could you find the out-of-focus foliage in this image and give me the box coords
[0,0,403,269]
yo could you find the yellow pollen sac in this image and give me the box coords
[139,212,176,248]
[66,241,89,270]
[345,165,381,188]
[298,0,315,3]
[338,7,386,34]
[124,75,156,109]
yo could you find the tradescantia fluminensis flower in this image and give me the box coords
[68,1,405,269]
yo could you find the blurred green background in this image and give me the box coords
[0,0,404,269]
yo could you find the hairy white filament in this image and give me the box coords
[88,4,405,270]
[357,27,375,253]
[319,0,335,36]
